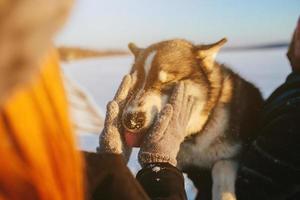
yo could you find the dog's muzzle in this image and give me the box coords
[123,112,146,131]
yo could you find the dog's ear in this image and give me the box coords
[195,38,227,68]
[128,42,142,57]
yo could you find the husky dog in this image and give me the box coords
[122,38,263,200]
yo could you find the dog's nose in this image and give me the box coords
[123,112,146,131]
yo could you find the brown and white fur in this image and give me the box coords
[122,39,263,200]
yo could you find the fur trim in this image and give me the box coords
[0,0,73,104]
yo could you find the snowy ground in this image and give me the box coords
[63,48,291,199]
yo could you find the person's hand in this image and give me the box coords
[138,82,195,167]
[287,17,300,73]
[98,74,135,162]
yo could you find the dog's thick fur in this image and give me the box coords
[122,39,263,200]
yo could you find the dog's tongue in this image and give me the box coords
[124,131,144,147]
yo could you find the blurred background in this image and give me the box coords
[56,0,299,49]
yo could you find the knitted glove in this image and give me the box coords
[98,74,135,162]
[139,82,195,167]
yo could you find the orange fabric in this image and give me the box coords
[0,50,84,200]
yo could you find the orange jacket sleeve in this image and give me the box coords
[0,49,84,200]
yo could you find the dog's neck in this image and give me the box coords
[197,62,224,134]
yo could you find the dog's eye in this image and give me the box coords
[161,83,174,93]
[161,87,171,94]
[162,78,175,84]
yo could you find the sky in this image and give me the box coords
[56,0,299,50]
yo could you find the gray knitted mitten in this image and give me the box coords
[98,74,134,162]
[139,82,195,166]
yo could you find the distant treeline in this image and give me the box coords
[223,42,289,52]
[58,46,128,62]
[58,42,290,62]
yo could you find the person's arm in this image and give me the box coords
[84,152,149,200]
[84,152,188,200]
[137,82,194,200]
[136,163,186,200]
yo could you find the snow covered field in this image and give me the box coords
[63,48,291,199]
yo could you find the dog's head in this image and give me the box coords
[122,39,227,147]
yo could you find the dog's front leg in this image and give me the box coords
[212,159,238,200]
